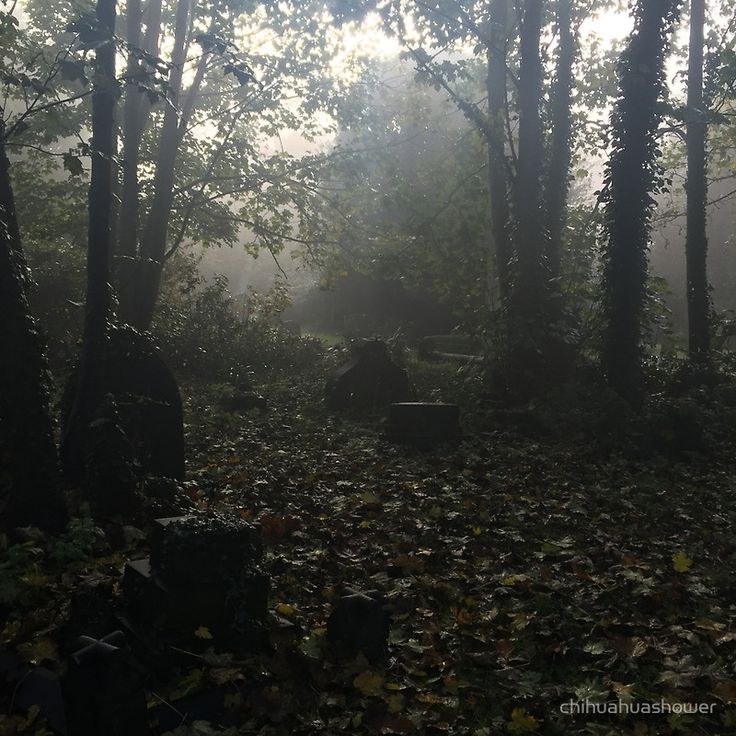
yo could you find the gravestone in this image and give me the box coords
[327,589,390,662]
[122,514,269,652]
[325,340,410,410]
[1,656,66,735]
[62,325,185,482]
[61,631,148,736]
[386,402,462,447]
[82,395,140,516]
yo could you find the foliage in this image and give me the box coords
[153,253,323,380]
[47,516,104,564]
[162,369,736,733]
[2,0,384,331]
[13,150,87,366]
[0,517,101,613]
[235,281,324,377]
[3,1,736,730]
[0,541,44,608]
[153,254,243,379]
[6,351,736,734]
[313,58,492,327]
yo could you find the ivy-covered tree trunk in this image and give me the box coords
[601,0,682,402]
[685,0,710,361]
[545,0,575,279]
[513,0,547,321]
[486,0,511,302]
[0,131,66,531]
[61,0,117,479]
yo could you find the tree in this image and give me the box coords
[313,58,492,325]
[60,0,118,478]
[486,0,512,303]
[0,125,67,531]
[0,7,67,531]
[117,0,192,329]
[601,0,682,402]
[513,0,548,323]
[371,0,594,352]
[545,0,575,280]
[110,0,375,331]
[685,0,710,361]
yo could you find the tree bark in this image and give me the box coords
[61,0,117,479]
[685,0,709,361]
[601,0,682,402]
[0,132,67,531]
[486,0,512,303]
[121,0,192,330]
[513,0,547,321]
[117,0,144,261]
[545,0,575,280]
[116,0,163,312]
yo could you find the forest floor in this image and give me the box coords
[3,357,736,736]
[177,362,736,736]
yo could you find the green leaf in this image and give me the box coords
[63,152,84,177]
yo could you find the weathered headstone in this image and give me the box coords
[62,325,185,482]
[325,340,410,410]
[65,577,119,642]
[61,631,148,736]
[82,395,140,517]
[122,514,269,651]
[149,514,262,586]
[386,402,462,447]
[327,589,390,662]
[2,656,66,735]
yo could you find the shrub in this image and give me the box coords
[153,256,323,382]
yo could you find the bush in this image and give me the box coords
[153,255,323,382]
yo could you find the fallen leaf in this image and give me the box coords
[672,551,693,573]
[507,707,539,733]
[275,602,296,619]
[354,670,385,697]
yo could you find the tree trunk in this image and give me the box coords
[685,0,709,361]
[61,0,117,479]
[120,0,192,330]
[601,0,682,402]
[117,0,144,261]
[0,132,67,531]
[116,0,163,261]
[513,0,547,321]
[116,0,163,318]
[545,0,575,280]
[486,0,512,304]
